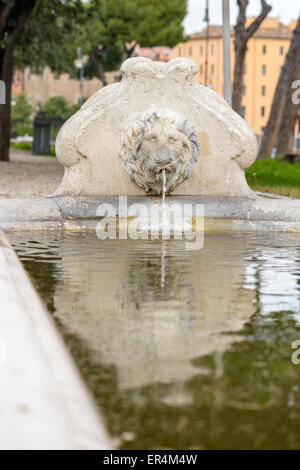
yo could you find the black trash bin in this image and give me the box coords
[32,112,51,155]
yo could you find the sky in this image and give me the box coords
[184,0,300,34]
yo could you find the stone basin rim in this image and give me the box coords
[0,193,299,231]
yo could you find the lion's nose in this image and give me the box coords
[156,158,172,166]
[155,148,172,166]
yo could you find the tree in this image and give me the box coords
[275,60,300,157]
[1,0,186,160]
[73,1,123,87]
[79,0,187,86]
[14,0,84,74]
[115,0,187,59]
[233,0,272,114]
[259,17,300,158]
[0,0,83,162]
[40,95,86,139]
[0,0,36,161]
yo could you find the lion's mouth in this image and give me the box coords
[154,166,175,182]
[157,167,172,174]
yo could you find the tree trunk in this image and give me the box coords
[91,48,107,86]
[0,0,36,161]
[232,40,247,113]
[258,17,300,158]
[0,43,14,161]
[275,55,300,156]
[275,62,300,157]
[233,0,272,114]
[124,41,136,59]
[276,105,299,156]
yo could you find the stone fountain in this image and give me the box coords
[0,57,299,232]
[55,57,257,198]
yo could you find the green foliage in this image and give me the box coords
[13,0,187,85]
[71,0,187,82]
[11,92,33,122]
[246,158,300,198]
[13,123,34,136]
[10,91,85,139]
[11,143,32,151]
[41,95,87,139]
[14,0,85,75]
[11,92,33,136]
[41,96,74,139]
[42,96,71,128]
[94,0,187,48]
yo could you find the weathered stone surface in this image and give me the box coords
[0,198,61,222]
[119,108,200,194]
[55,57,257,197]
[0,230,109,449]
[0,194,300,232]
[53,194,300,223]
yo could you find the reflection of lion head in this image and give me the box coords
[119,108,200,194]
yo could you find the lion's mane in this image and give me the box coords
[119,108,200,194]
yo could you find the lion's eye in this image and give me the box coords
[168,136,178,143]
[148,136,157,142]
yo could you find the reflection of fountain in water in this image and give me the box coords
[52,234,256,390]
[160,242,166,289]
[10,232,300,450]
[160,170,167,289]
[162,169,167,204]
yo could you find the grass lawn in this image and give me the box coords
[246,158,300,198]
[11,142,56,157]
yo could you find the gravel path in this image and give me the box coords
[0,149,64,198]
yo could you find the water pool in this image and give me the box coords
[8,231,300,449]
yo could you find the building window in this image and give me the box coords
[280,46,284,55]
[200,45,203,56]
[243,64,246,75]
[211,44,215,55]
[211,64,214,74]
[242,85,246,96]
[178,47,181,56]
[53,72,60,80]
[262,45,267,54]
[241,106,246,118]
[262,65,266,75]
[189,46,192,56]
[261,106,265,117]
[262,85,266,96]
[200,64,203,74]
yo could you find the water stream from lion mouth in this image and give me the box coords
[8,231,300,450]
[162,168,167,204]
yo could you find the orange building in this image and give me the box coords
[172,17,295,134]
[12,45,171,108]
[11,67,119,108]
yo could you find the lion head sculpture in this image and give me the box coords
[118,108,200,195]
